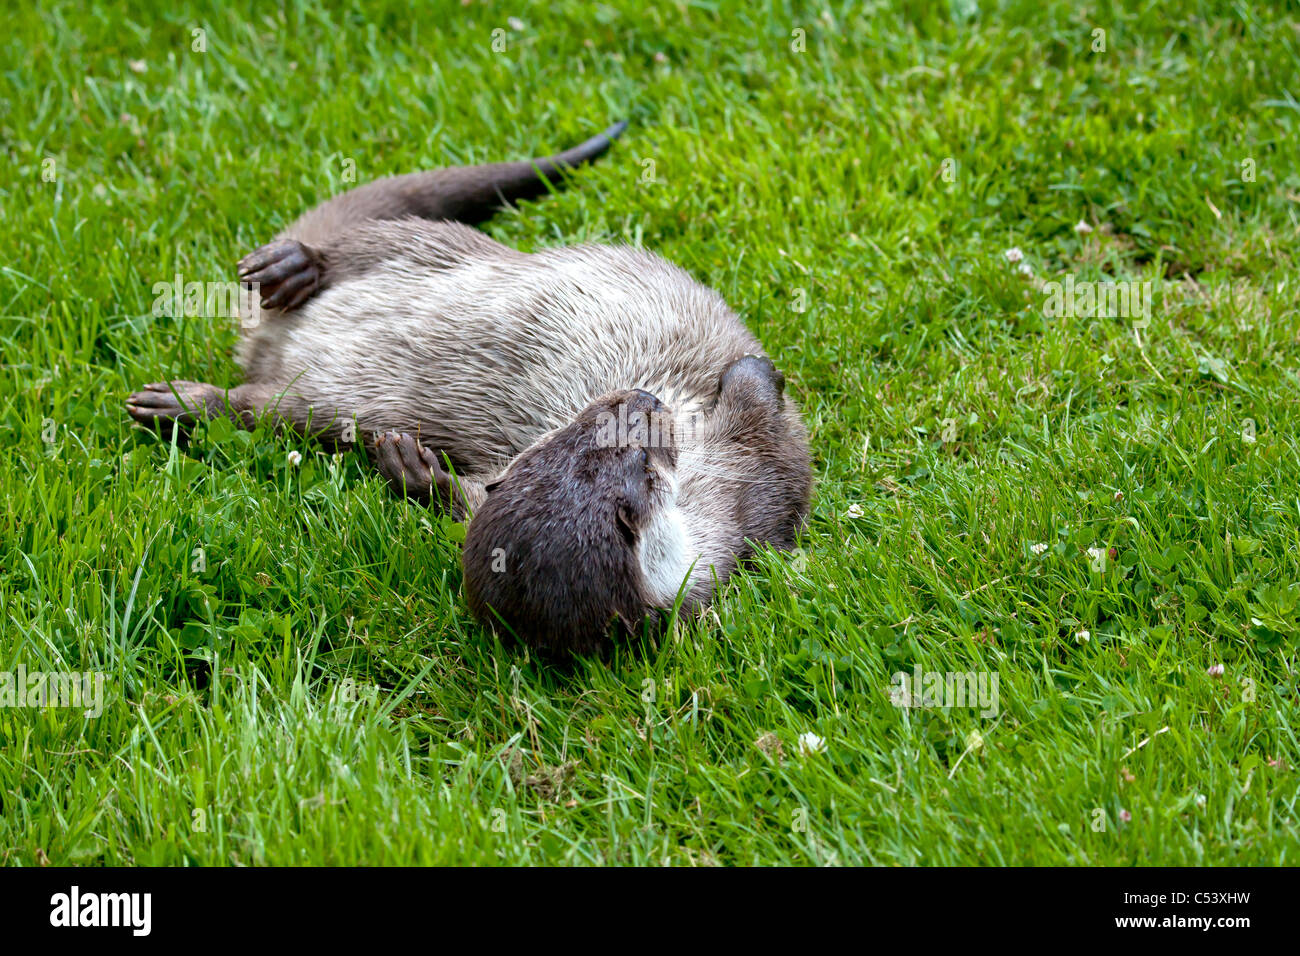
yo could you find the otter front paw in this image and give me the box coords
[372,431,443,502]
[237,238,323,311]
[126,381,228,432]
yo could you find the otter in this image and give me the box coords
[127,121,812,655]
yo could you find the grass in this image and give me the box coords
[1,0,1298,866]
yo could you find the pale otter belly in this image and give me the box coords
[237,245,757,476]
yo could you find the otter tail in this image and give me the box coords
[281,120,629,248]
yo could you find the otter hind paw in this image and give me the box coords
[237,238,322,311]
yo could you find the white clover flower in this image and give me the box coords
[1003,247,1024,264]
[1030,542,1049,555]
[1075,629,1091,643]
[507,16,525,30]
[845,503,865,519]
[1074,220,1093,235]
[1207,663,1225,677]
[287,450,303,467]
[798,732,826,756]
[1017,262,1033,277]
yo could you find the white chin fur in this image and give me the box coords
[637,498,699,606]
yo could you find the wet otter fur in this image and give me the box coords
[127,122,812,655]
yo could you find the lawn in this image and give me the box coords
[1,0,1297,865]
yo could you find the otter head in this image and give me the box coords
[463,389,687,656]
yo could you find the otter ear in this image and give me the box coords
[615,498,640,546]
[719,354,785,403]
[484,478,503,494]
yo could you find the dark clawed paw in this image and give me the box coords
[719,354,785,402]
[237,238,322,312]
[373,431,439,503]
[125,381,225,432]
[372,431,462,511]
